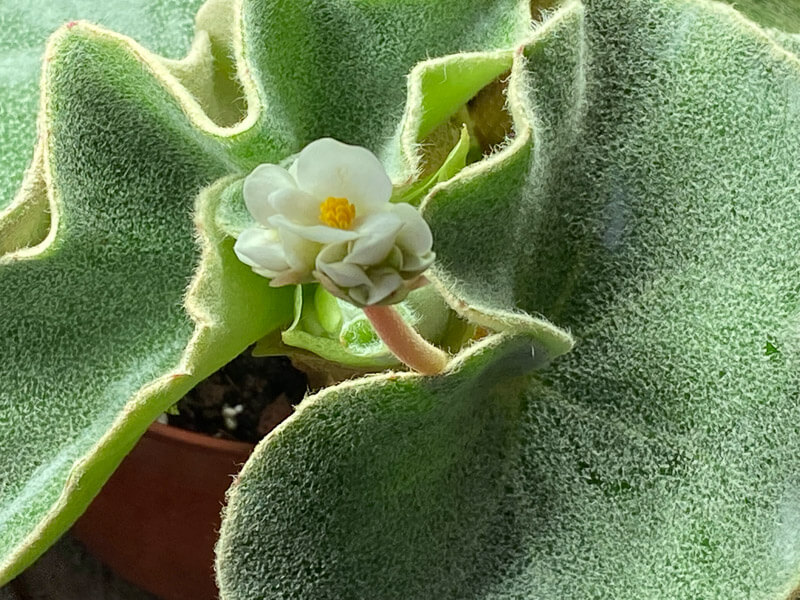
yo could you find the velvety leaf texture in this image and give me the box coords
[0,0,205,212]
[237,0,530,164]
[0,26,220,577]
[0,0,539,583]
[218,0,800,598]
[719,0,800,33]
[0,22,294,581]
[217,334,541,600]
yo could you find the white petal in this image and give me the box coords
[280,229,319,275]
[316,241,349,264]
[269,187,319,225]
[293,138,392,211]
[391,202,433,255]
[270,270,311,287]
[318,261,372,288]
[365,269,404,305]
[316,243,372,287]
[345,212,404,265]
[314,270,352,303]
[234,227,290,274]
[347,286,370,306]
[269,214,359,243]
[355,211,404,237]
[243,164,296,226]
[250,267,278,278]
[400,250,436,274]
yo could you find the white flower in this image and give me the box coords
[234,138,435,306]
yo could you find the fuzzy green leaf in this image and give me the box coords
[720,0,800,33]
[0,24,293,583]
[216,1,800,598]
[424,1,800,595]
[235,0,529,165]
[0,0,206,213]
[216,334,540,599]
[0,0,541,582]
[391,124,472,206]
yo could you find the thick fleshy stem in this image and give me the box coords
[363,304,449,375]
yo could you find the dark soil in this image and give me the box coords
[167,350,308,444]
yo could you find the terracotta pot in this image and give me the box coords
[73,422,254,600]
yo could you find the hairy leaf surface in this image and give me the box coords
[217,1,800,598]
[0,0,205,213]
[0,0,536,582]
[0,24,292,582]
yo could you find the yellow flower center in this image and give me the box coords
[319,196,356,229]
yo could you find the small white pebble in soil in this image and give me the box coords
[221,403,244,431]
[156,413,169,425]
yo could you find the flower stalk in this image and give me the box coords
[234,137,447,375]
[363,305,448,375]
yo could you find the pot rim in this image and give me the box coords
[146,421,255,455]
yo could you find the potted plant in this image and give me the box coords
[71,352,306,600]
[3,0,800,599]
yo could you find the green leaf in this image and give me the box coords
[261,284,459,370]
[720,0,800,33]
[423,0,800,595]
[412,53,515,142]
[0,0,206,213]
[216,333,541,600]
[391,124,472,206]
[236,0,530,166]
[387,47,515,185]
[0,0,542,580]
[217,0,800,597]
[0,147,49,255]
[214,177,253,239]
[0,23,292,583]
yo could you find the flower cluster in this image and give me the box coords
[234,138,435,306]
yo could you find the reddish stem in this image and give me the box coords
[363,304,448,375]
